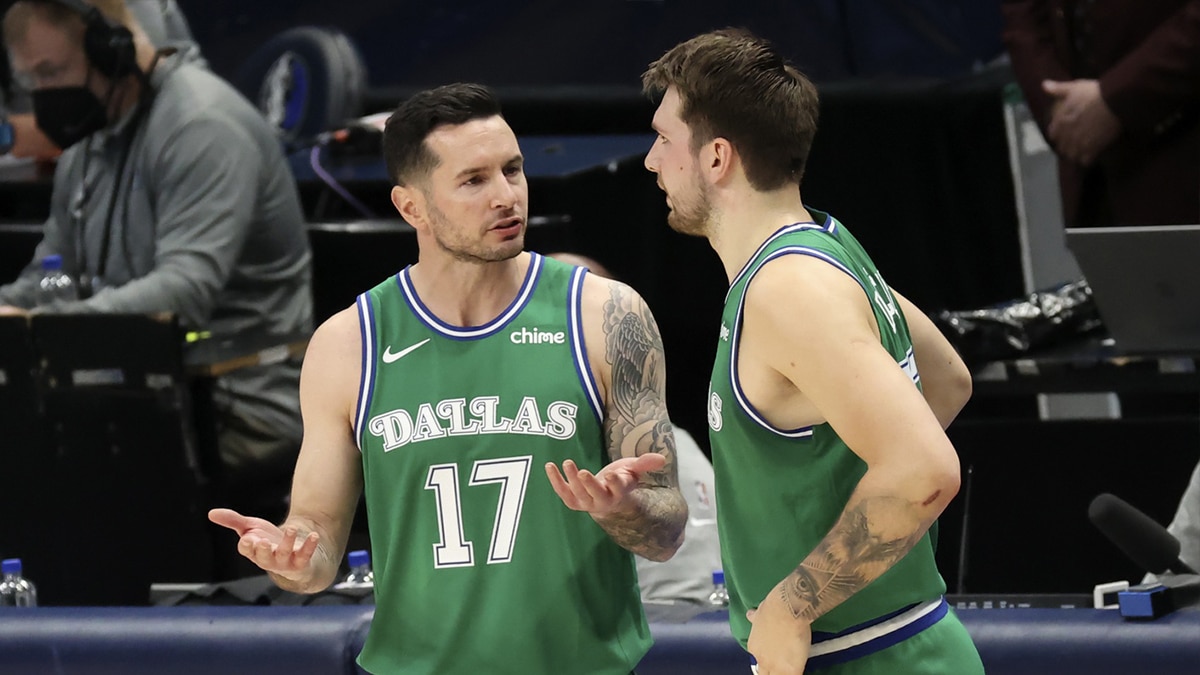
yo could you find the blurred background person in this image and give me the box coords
[0,0,202,160]
[0,0,312,578]
[1001,0,1200,228]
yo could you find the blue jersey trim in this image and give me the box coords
[568,267,604,422]
[724,215,831,304]
[749,597,948,672]
[746,247,918,382]
[899,347,920,385]
[761,246,865,291]
[809,597,948,669]
[728,295,814,439]
[824,212,837,235]
[354,292,378,452]
[397,253,543,341]
[728,245,879,438]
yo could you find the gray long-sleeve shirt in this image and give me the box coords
[129,0,204,65]
[1,56,311,328]
[0,55,313,467]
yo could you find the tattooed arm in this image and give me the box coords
[545,274,687,561]
[739,256,962,672]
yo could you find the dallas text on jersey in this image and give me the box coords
[368,396,580,451]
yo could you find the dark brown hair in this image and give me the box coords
[382,82,503,186]
[643,28,820,191]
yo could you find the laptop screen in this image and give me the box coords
[1065,225,1200,355]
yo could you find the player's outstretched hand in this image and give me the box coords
[545,452,666,516]
[208,508,319,580]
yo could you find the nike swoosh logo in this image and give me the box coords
[382,338,430,364]
[688,517,717,527]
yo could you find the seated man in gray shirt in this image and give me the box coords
[0,0,311,573]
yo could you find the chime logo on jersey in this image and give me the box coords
[509,326,566,345]
[368,395,578,451]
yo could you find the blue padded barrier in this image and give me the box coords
[958,607,1200,675]
[3,605,1200,674]
[0,606,374,675]
[639,607,1200,675]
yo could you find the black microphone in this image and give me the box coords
[1088,493,1197,575]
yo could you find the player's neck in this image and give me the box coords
[408,251,532,327]
[708,187,811,284]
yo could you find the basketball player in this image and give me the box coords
[210,83,687,674]
[642,30,983,674]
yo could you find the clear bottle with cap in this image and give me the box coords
[0,558,38,607]
[707,570,729,607]
[36,254,77,306]
[334,549,374,589]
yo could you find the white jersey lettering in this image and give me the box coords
[369,395,579,451]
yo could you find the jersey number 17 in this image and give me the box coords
[424,456,532,568]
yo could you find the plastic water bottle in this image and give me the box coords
[0,558,38,607]
[708,570,729,607]
[334,549,374,589]
[36,254,77,306]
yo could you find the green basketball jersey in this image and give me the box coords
[707,211,947,652]
[354,253,650,674]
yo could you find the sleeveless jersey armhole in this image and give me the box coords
[730,246,869,438]
[353,291,378,452]
[567,266,604,422]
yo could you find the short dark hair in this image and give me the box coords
[382,82,503,186]
[642,28,820,191]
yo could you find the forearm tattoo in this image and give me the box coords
[781,496,925,622]
[598,283,687,560]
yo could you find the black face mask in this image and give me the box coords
[32,85,108,150]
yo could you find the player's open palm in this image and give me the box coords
[208,508,319,580]
[545,453,666,516]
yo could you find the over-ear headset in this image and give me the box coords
[32,0,138,79]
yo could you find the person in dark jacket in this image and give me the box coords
[1001,0,1200,228]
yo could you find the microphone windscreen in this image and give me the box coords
[1088,493,1181,574]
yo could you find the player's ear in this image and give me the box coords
[392,185,427,231]
[705,137,735,185]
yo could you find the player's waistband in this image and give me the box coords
[750,596,949,672]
